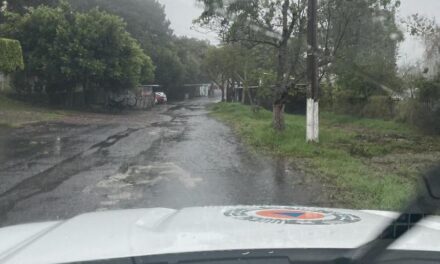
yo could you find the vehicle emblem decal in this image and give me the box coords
[224,207,361,225]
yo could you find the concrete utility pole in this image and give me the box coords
[306,0,319,142]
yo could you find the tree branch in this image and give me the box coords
[229,36,279,47]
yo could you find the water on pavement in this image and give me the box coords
[0,96,330,227]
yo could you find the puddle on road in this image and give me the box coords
[94,162,202,207]
[95,166,162,189]
[152,162,203,188]
[96,162,202,190]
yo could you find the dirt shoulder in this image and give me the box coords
[0,95,66,127]
[0,94,172,127]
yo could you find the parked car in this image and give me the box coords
[155,92,167,104]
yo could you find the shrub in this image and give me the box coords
[362,96,394,119]
[331,92,366,116]
[396,99,440,134]
[0,38,24,73]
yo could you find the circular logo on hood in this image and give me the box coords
[224,207,361,225]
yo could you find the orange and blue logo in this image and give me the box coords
[224,207,361,225]
[255,209,325,220]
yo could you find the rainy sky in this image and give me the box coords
[157,0,440,67]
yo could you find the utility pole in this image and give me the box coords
[306,0,319,142]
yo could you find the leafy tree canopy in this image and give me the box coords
[69,0,212,98]
[0,2,154,104]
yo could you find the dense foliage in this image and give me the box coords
[327,0,402,102]
[0,2,154,105]
[0,38,24,73]
[0,0,212,105]
[69,0,211,99]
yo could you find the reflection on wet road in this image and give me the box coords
[0,97,328,227]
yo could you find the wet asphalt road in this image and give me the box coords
[0,96,328,227]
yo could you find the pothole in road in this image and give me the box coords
[167,105,185,111]
[93,162,202,207]
[150,115,188,128]
[167,104,205,112]
[95,165,165,189]
[99,162,202,189]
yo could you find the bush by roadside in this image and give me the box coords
[321,74,440,134]
[395,99,440,134]
[211,102,440,210]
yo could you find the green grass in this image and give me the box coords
[0,94,65,127]
[211,102,440,210]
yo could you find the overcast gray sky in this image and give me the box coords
[157,0,218,43]
[157,0,440,66]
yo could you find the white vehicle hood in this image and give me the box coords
[0,206,440,264]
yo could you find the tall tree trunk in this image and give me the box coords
[221,87,225,102]
[242,84,246,104]
[66,86,73,107]
[225,81,228,102]
[226,80,233,102]
[220,79,226,102]
[273,44,288,130]
[211,78,225,102]
[83,80,89,106]
[273,104,285,130]
[272,0,291,131]
[242,59,248,104]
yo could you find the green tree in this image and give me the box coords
[69,0,173,53]
[1,2,154,105]
[202,46,232,102]
[197,0,402,129]
[328,0,402,100]
[403,14,440,133]
[74,8,153,94]
[2,0,59,14]
[69,0,186,97]
[174,37,211,85]
[202,44,261,102]
[197,0,309,130]
[0,0,59,23]
[153,47,184,97]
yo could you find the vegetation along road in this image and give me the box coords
[211,103,440,210]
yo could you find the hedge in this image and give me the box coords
[0,38,24,73]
